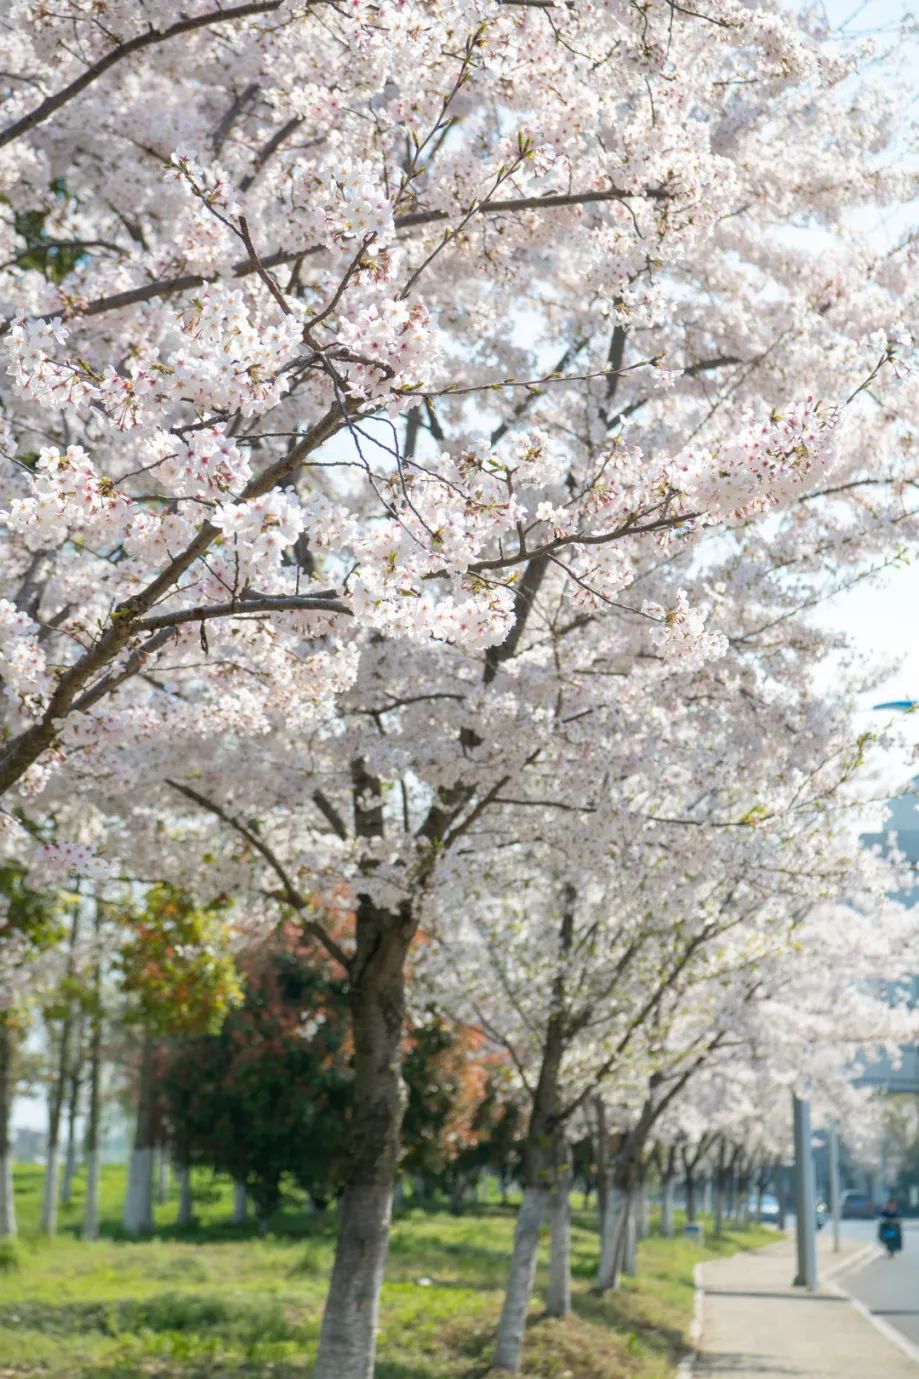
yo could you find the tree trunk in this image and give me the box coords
[637,1178,650,1241]
[597,1184,626,1289]
[60,1020,84,1209]
[684,1169,698,1224]
[177,1165,194,1227]
[493,894,573,1374]
[661,1174,675,1237]
[0,1019,16,1238]
[41,1019,75,1233]
[82,938,104,1242]
[123,1029,156,1235]
[232,1179,248,1224]
[156,1149,169,1205]
[622,1190,638,1275]
[494,1187,549,1369]
[313,897,413,1379]
[714,1141,726,1237]
[737,1171,751,1225]
[546,1144,571,1318]
[42,907,81,1235]
[594,1097,609,1246]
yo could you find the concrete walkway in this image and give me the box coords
[693,1232,918,1378]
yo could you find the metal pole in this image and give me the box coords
[792,1094,818,1288]
[829,1120,841,1254]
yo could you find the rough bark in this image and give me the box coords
[123,1030,156,1235]
[0,1019,16,1238]
[313,895,414,1379]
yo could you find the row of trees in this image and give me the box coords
[1,0,918,1375]
[2,889,882,1259]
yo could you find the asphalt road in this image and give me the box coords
[841,1218,919,1348]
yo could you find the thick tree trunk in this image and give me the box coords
[494,1187,549,1368]
[313,897,413,1379]
[123,1030,156,1235]
[82,943,103,1242]
[546,1147,572,1318]
[597,1184,626,1289]
[177,1165,194,1227]
[232,1179,248,1225]
[0,1019,16,1238]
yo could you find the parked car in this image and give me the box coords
[841,1191,877,1220]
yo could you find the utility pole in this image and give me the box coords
[829,1120,841,1254]
[792,1094,818,1288]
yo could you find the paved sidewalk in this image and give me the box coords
[693,1232,918,1377]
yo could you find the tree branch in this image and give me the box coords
[165,777,352,972]
[136,591,349,633]
[0,3,286,150]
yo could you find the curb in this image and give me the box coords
[678,1242,881,1378]
[821,1240,883,1282]
[825,1254,919,1368]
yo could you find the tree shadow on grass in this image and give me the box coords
[0,1292,307,1344]
[573,1287,685,1360]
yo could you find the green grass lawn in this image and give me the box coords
[0,1164,773,1378]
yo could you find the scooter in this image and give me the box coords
[879,1218,902,1257]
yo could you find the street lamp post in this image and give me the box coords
[829,1119,841,1254]
[792,1094,818,1288]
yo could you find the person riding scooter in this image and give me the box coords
[878,1197,903,1257]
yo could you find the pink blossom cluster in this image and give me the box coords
[4,445,132,549]
[641,589,729,669]
[0,598,48,703]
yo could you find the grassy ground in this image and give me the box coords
[0,1164,772,1378]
